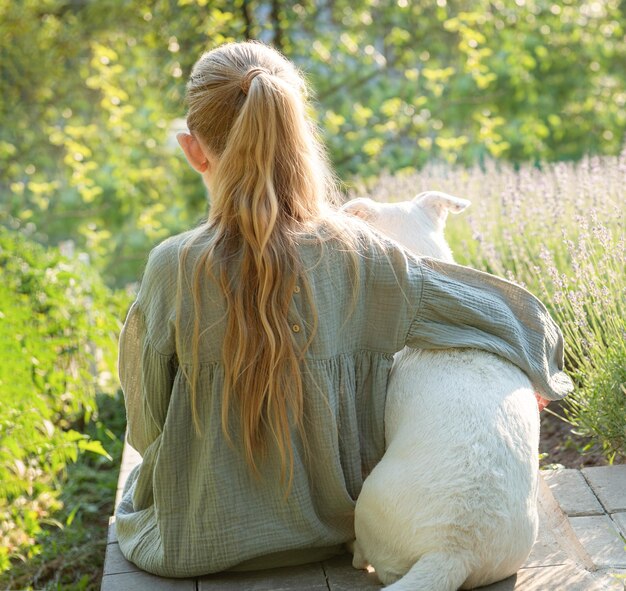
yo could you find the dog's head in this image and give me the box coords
[341,191,469,262]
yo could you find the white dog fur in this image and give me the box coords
[343,192,540,591]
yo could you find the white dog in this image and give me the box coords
[343,192,540,591]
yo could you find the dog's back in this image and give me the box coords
[359,348,539,590]
[345,193,540,591]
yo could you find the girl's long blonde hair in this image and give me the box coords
[177,41,359,487]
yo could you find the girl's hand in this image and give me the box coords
[535,392,550,412]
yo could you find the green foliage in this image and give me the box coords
[360,152,626,462]
[287,0,626,174]
[540,220,626,462]
[0,392,126,591]
[0,220,126,575]
[1,0,203,285]
[1,1,625,285]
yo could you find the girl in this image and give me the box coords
[116,41,571,578]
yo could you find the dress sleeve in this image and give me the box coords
[118,300,177,455]
[406,257,574,401]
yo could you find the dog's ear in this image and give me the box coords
[414,191,470,222]
[341,197,380,222]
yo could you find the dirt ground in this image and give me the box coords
[539,401,623,469]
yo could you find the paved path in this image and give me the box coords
[102,444,626,590]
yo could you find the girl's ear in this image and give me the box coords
[177,132,209,173]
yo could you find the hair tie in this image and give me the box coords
[241,67,266,96]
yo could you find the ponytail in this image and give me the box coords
[177,42,358,490]
[213,69,311,485]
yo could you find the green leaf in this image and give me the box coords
[78,439,113,461]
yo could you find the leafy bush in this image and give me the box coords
[0,218,127,573]
[539,219,625,461]
[358,152,626,462]
[2,1,625,286]
[0,392,126,591]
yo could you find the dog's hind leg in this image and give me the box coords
[382,552,472,591]
[351,539,369,570]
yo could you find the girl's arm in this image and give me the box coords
[118,301,176,455]
[405,257,573,401]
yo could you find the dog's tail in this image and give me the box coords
[383,552,472,591]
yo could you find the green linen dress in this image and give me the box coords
[115,226,572,578]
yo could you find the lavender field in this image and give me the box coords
[354,152,626,463]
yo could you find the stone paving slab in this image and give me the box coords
[613,512,626,537]
[197,555,383,590]
[536,472,596,572]
[101,571,195,591]
[198,561,329,590]
[522,512,571,568]
[582,465,626,513]
[607,570,626,590]
[569,515,626,569]
[104,541,141,576]
[321,554,383,590]
[542,468,605,516]
[485,563,625,591]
